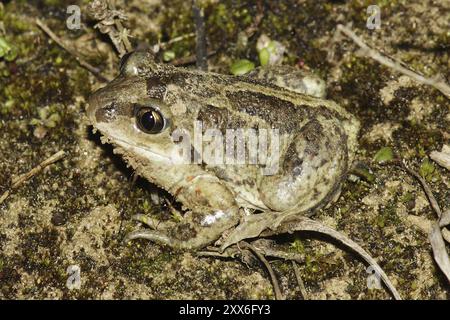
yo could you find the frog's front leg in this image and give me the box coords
[126,174,241,250]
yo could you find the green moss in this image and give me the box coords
[290,238,305,254]
[374,198,401,229]
[419,158,440,182]
[400,192,414,203]
[208,3,237,35]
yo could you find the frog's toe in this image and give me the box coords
[124,229,208,250]
[124,229,173,245]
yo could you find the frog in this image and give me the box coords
[87,50,360,250]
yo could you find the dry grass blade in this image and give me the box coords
[440,209,450,228]
[292,261,308,300]
[430,145,450,171]
[240,241,284,300]
[198,240,305,263]
[429,223,450,283]
[393,160,450,284]
[442,228,450,244]
[192,1,208,71]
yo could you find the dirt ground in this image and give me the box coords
[0,0,449,299]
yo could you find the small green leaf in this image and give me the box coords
[230,59,255,75]
[0,37,17,62]
[373,147,393,163]
[258,48,270,66]
[38,107,49,120]
[352,166,375,183]
[163,50,175,62]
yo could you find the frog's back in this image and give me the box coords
[146,66,360,213]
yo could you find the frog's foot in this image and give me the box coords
[125,229,179,247]
[124,228,217,250]
[126,209,240,250]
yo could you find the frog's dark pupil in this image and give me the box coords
[140,111,156,131]
[136,107,164,134]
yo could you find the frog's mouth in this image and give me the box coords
[97,127,175,164]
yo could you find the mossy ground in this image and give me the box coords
[0,0,448,299]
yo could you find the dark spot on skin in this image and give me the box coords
[95,103,116,123]
[226,91,309,133]
[243,178,256,188]
[312,105,345,121]
[300,120,324,157]
[197,105,228,129]
[146,75,167,100]
[171,223,197,241]
[95,102,133,123]
[312,188,321,201]
[283,141,305,176]
[211,167,232,182]
[197,104,246,132]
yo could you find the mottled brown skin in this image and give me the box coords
[88,51,360,250]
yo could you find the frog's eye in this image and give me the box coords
[135,107,165,134]
[119,52,133,72]
[135,106,166,134]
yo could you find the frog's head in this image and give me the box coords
[88,51,188,166]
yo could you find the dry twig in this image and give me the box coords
[35,19,111,82]
[244,0,264,38]
[87,0,132,57]
[336,24,450,99]
[395,160,442,219]
[192,1,208,71]
[198,240,305,263]
[0,150,66,205]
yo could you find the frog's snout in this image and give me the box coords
[87,89,105,125]
[87,89,121,126]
